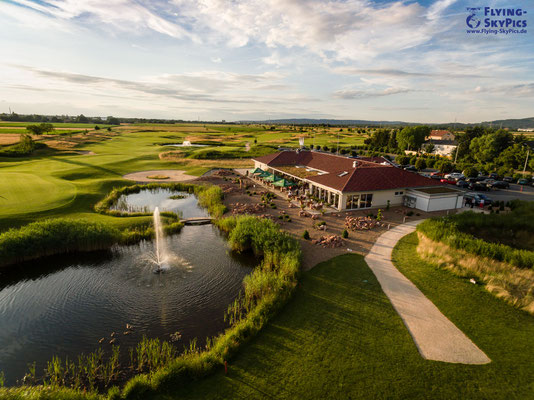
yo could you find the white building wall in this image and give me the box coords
[426,195,460,211]
[433,144,457,156]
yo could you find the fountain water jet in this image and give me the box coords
[153,207,169,273]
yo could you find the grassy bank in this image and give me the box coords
[417,205,534,314]
[417,213,534,269]
[416,232,534,314]
[129,250,534,399]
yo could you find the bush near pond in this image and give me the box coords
[0,219,121,268]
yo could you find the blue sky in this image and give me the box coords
[0,0,533,123]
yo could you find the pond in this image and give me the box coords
[110,188,208,218]
[0,191,254,385]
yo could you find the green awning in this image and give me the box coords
[258,171,271,178]
[249,167,264,174]
[272,178,296,187]
[263,174,281,182]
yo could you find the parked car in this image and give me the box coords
[503,176,514,183]
[440,178,457,185]
[456,180,470,188]
[489,173,500,180]
[466,177,479,184]
[464,193,493,206]
[489,181,510,189]
[430,171,444,177]
[468,182,490,191]
[475,175,489,182]
[430,174,443,180]
[445,172,465,180]
[518,178,530,185]
[480,179,496,186]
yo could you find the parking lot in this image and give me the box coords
[467,184,534,203]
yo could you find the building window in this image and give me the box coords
[395,191,404,196]
[346,193,373,209]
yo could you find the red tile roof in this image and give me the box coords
[253,151,443,192]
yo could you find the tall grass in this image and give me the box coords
[0,219,121,268]
[417,215,534,269]
[416,233,534,315]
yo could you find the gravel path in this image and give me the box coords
[365,220,491,364]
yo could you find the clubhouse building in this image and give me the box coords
[252,150,464,212]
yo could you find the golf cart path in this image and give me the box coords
[365,220,491,364]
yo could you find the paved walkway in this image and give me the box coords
[365,220,491,364]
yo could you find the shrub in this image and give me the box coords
[0,219,121,267]
[303,230,310,240]
[342,229,348,238]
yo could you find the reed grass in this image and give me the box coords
[416,232,534,314]
[0,219,121,268]
[417,213,534,269]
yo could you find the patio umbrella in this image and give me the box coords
[264,174,282,183]
[249,167,264,174]
[272,178,296,187]
[258,171,271,178]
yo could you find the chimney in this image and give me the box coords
[352,160,358,168]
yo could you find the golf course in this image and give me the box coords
[0,123,532,400]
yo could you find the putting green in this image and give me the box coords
[0,173,76,217]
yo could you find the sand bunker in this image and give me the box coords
[123,170,197,183]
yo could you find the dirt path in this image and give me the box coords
[365,221,491,364]
[122,170,196,183]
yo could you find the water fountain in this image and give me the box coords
[153,207,168,273]
[182,140,192,146]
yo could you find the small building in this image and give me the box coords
[428,130,455,141]
[252,150,463,212]
[427,139,458,156]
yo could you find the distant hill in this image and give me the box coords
[239,117,534,130]
[479,117,534,130]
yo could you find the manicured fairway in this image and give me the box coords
[0,172,76,217]
[145,250,533,400]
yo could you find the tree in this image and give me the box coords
[423,143,435,154]
[395,155,410,165]
[388,130,398,149]
[497,144,527,170]
[463,166,478,178]
[26,124,44,135]
[75,114,89,123]
[94,125,100,130]
[18,133,35,153]
[415,158,426,171]
[106,116,120,125]
[25,123,54,135]
[470,131,514,164]
[455,126,486,161]
[437,160,453,173]
[409,155,417,165]
[396,126,430,151]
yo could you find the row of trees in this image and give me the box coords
[365,125,532,173]
[0,113,120,125]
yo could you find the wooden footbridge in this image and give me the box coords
[183,217,213,225]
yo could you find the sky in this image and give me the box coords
[0,0,533,123]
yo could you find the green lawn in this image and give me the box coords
[0,172,76,217]
[144,247,533,400]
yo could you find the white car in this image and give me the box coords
[445,172,465,180]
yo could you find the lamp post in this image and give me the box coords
[523,148,530,176]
